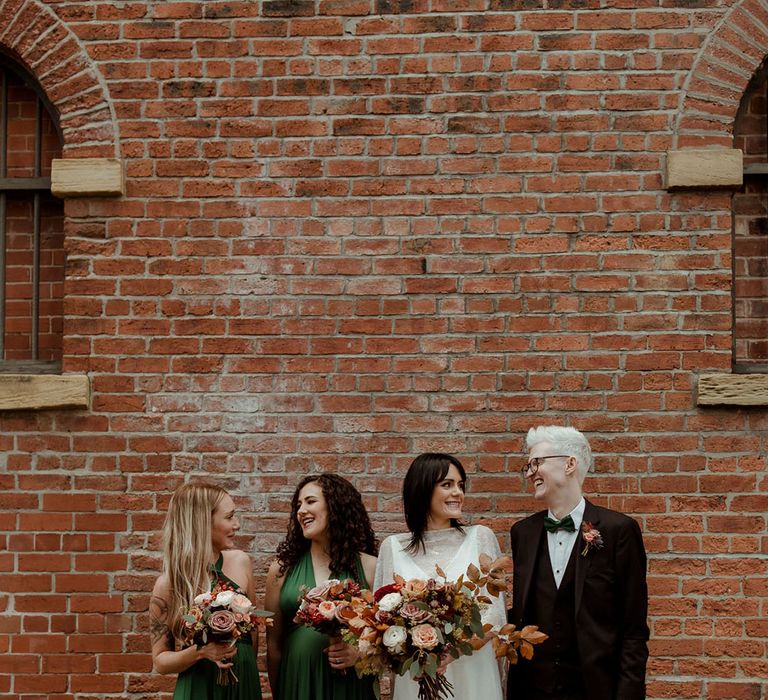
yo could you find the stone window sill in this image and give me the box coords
[697,374,768,406]
[0,374,89,411]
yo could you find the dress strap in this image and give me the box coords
[210,553,224,574]
[209,553,245,594]
[353,554,367,586]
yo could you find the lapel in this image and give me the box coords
[574,498,600,614]
[519,511,547,613]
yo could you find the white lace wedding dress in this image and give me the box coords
[374,525,506,700]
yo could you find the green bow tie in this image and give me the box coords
[544,514,576,533]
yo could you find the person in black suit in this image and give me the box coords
[507,425,649,700]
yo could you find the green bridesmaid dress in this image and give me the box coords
[277,550,376,700]
[173,555,262,700]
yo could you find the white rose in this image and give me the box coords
[359,638,372,655]
[383,625,407,651]
[378,592,403,613]
[193,592,213,606]
[214,590,235,607]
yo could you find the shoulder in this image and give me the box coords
[380,532,409,550]
[359,551,377,568]
[266,559,285,587]
[511,510,546,533]
[150,574,171,615]
[223,548,252,571]
[469,524,496,540]
[359,552,377,587]
[151,573,171,600]
[588,502,640,530]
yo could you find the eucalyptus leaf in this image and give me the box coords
[425,653,438,678]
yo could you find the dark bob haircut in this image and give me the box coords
[402,453,467,554]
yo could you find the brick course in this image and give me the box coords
[0,0,767,698]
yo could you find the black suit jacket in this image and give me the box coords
[508,500,649,700]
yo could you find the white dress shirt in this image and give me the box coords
[547,497,585,588]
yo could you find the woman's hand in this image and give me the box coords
[197,641,236,668]
[436,651,454,675]
[326,636,358,670]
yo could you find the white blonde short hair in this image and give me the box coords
[526,425,592,483]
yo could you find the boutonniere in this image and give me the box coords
[581,521,604,556]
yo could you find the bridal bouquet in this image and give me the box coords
[181,582,273,685]
[293,577,371,637]
[341,555,546,700]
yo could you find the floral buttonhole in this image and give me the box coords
[580,521,604,556]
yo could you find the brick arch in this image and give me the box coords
[0,0,117,157]
[675,0,768,148]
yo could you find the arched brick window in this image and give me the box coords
[0,54,64,372]
[733,63,768,371]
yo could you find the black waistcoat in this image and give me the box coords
[523,531,584,695]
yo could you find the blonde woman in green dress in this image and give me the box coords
[265,474,378,700]
[150,482,262,700]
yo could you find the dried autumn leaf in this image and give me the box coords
[486,581,505,597]
[490,554,512,573]
[521,625,548,645]
[468,636,485,650]
[519,640,534,660]
[466,562,481,582]
[435,564,446,578]
[479,552,492,574]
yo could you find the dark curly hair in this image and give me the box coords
[403,453,467,554]
[275,473,378,582]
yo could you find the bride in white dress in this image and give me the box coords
[374,453,506,700]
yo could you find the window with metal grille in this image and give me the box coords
[0,55,64,373]
[733,63,768,372]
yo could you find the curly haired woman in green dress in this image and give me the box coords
[265,473,378,700]
[150,482,261,700]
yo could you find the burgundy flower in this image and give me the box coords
[374,582,402,602]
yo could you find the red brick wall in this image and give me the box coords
[1,1,767,699]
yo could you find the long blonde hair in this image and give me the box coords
[162,481,227,639]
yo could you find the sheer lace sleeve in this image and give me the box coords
[373,534,395,591]
[474,525,507,632]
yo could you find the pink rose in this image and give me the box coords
[305,580,338,602]
[402,579,427,596]
[334,601,356,624]
[317,600,337,620]
[230,593,253,614]
[399,602,433,624]
[209,610,237,636]
[410,623,439,650]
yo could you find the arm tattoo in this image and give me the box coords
[149,595,174,647]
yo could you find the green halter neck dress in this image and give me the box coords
[276,550,376,700]
[173,554,262,700]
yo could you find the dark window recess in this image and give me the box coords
[0,56,64,373]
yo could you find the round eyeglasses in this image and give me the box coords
[521,455,571,476]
